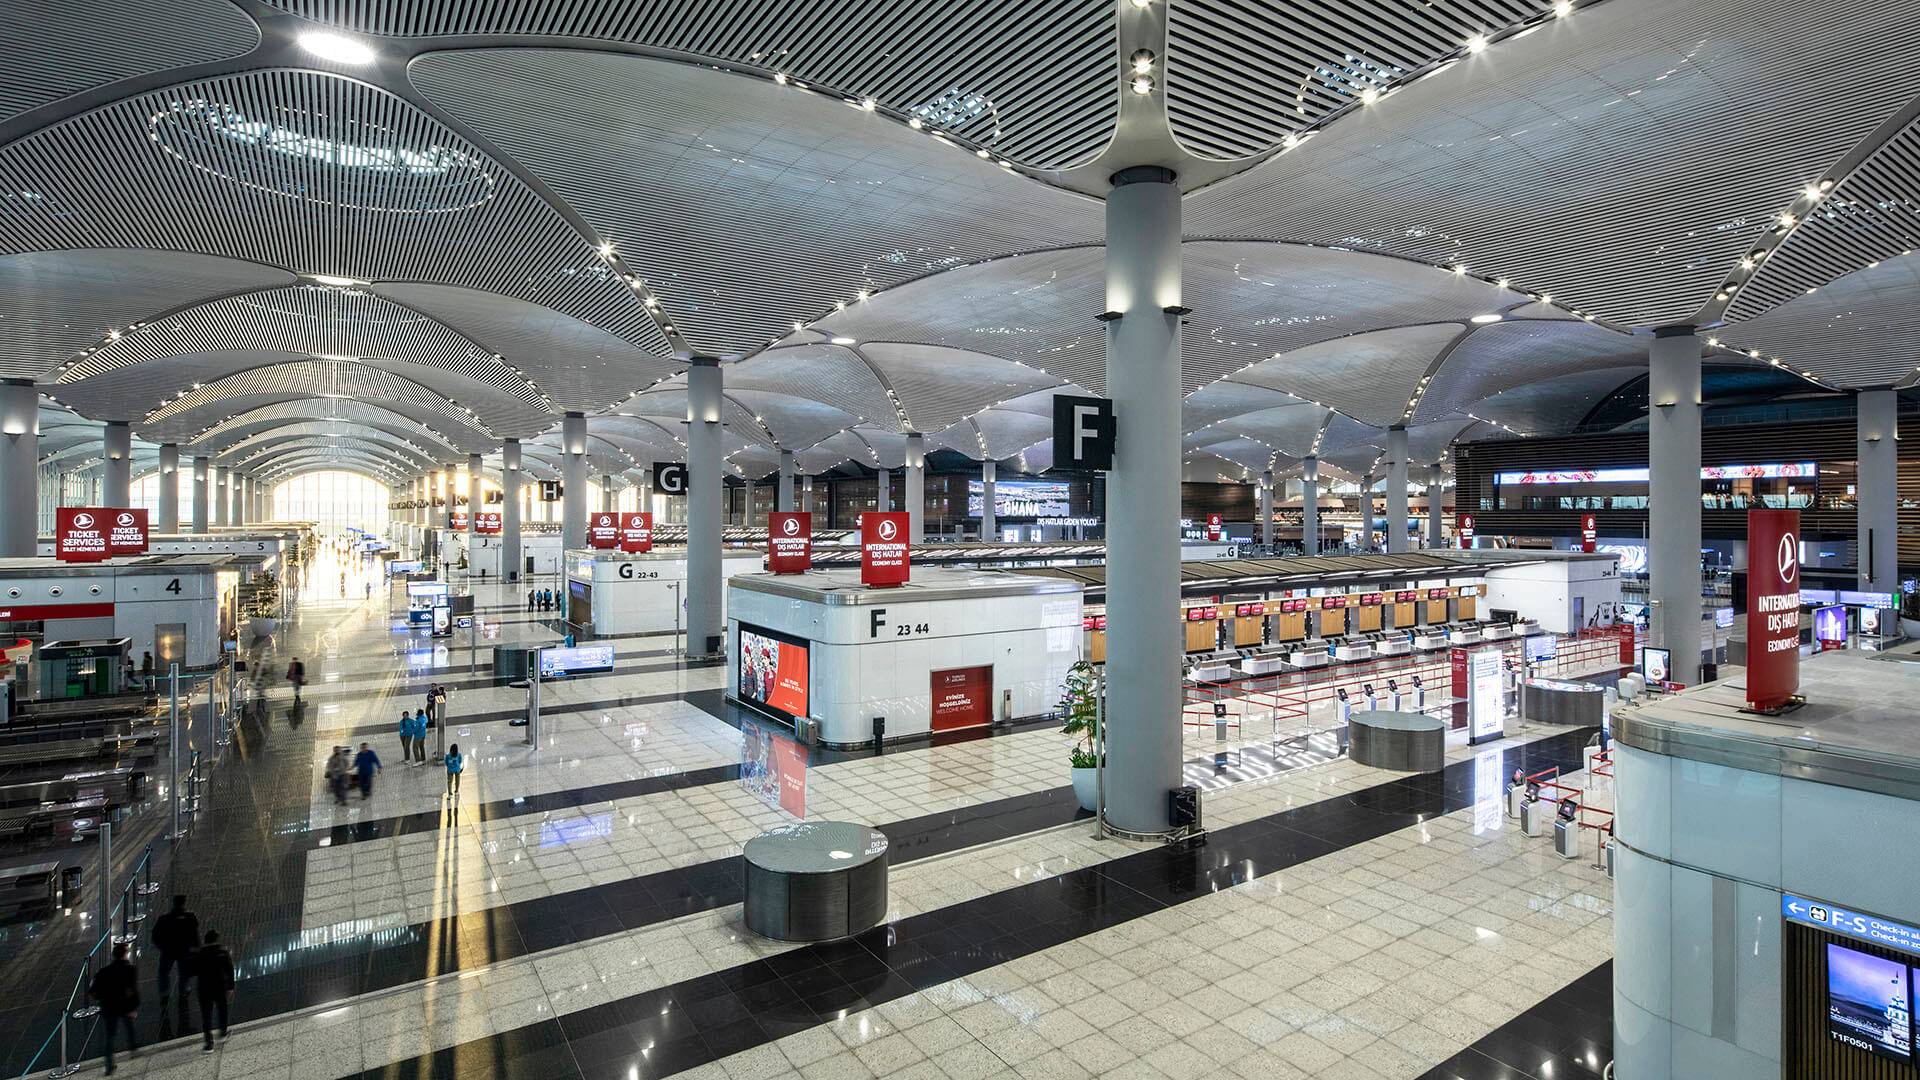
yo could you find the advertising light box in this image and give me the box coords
[1466,647,1505,744]
[618,511,652,552]
[966,479,1070,519]
[738,624,808,719]
[54,507,110,562]
[1747,508,1802,709]
[1814,605,1847,650]
[860,512,910,588]
[1825,943,1911,1062]
[767,511,812,574]
[1495,462,1816,485]
[538,645,616,678]
[587,512,619,549]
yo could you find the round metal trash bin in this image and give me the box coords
[743,821,889,942]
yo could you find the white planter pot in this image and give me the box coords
[1071,766,1098,813]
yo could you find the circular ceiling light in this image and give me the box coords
[298,32,376,66]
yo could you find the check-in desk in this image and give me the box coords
[1285,640,1331,669]
[1446,624,1482,645]
[1412,630,1450,651]
[1188,650,1237,683]
[1480,621,1512,642]
[1241,646,1289,676]
[1373,632,1411,657]
[1332,639,1374,662]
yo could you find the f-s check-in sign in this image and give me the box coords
[1052,394,1114,472]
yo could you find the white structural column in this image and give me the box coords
[500,441,522,578]
[1649,326,1703,684]
[156,444,180,532]
[1102,167,1182,837]
[1259,470,1274,547]
[102,421,131,507]
[601,475,617,512]
[1360,474,1375,550]
[233,474,246,526]
[190,457,210,533]
[214,467,231,527]
[467,453,483,534]
[800,475,814,514]
[876,469,892,512]
[686,358,725,655]
[1426,464,1445,548]
[1301,457,1319,556]
[777,451,796,512]
[253,476,265,523]
[904,434,926,543]
[0,382,36,557]
[980,460,997,540]
[1386,426,1410,553]
[561,412,588,550]
[1857,389,1898,593]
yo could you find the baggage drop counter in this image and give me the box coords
[565,548,763,638]
[727,568,1084,747]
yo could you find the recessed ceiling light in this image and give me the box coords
[1554,0,1574,15]
[830,336,857,346]
[1470,313,1502,323]
[297,32,375,65]
[1465,34,1488,53]
[307,273,360,287]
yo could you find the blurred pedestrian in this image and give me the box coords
[87,943,139,1075]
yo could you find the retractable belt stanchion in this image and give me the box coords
[1092,669,1107,841]
[526,649,542,747]
[167,664,183,841]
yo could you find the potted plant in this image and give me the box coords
[1059,661,1101,812]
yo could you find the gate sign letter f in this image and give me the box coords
[1052,394,1114,472]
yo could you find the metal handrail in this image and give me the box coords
[20,842,158,1078]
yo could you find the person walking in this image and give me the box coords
[87,943,139,1075]
[353,742,381,800]
[140,650,154,689]
[150,895,199,1033]
[325,746,351,804]
[526,589,535,612]
[412,709,429,765]
[193,930,234,1052]
[445,744,464,797]
[397,710,414,766]
[286,656,306,702]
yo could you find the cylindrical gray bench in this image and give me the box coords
[1522,678,1607,727]
[1347,710,1446,772]
[743,821,889,942]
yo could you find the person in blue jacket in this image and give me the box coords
[397,710,415,764]
[444,743,464,797]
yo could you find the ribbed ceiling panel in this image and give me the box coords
[1719,254,1920,389]
[0,250,293,381]
[1726,115,1920,322]
[860,342,1060,433]
[139,358,493,445]
[1200,403,1328,460]
[410,50,1104,355]
[1219,322,1464,428]
[1184,0,1920,328]
[0,70,668,357]
[189,399,462,458]
[268,0,1116,170]
[1462,365,1645,435]
[726,346,896,429]
[1414,317,1643,423]
[0,0,258,124]
[1166,0,1538,161]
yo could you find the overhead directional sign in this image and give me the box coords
[1784,893,1920,956]
[1051,394,1113,473]
[653,461,688,497]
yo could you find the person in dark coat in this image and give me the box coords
[87,943,139,1074]
[353,743,381,799]
[286,656,306,701]
[150,895,199,1031]
[193,930,235,1051]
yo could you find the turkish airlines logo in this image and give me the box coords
[877,519,898,542]
[116,512,135,527]
[781,517,800,536]
[72,512,94,529]
[598,515,612,526]
[1777,533,1798,584]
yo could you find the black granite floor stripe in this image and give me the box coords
[330,686,728,741]
[287,655,725,700]
[347,730,1595,1080]
[1415,960,1614,1080]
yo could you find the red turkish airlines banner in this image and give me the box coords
[1746,509,1802,710]
[618,512,653,553]
[931,665,992,731]
[861,512,910,588]
[0,602,114,621]
[1579,512,1597,553]
[107,508,148,555]
[474,511,502,535]
[450,510,469,530]
[1456,513,1475,549]
[768,512,812,574]
[1206,513,1223,541]
[55,507,110,562]
[587,511,619,549]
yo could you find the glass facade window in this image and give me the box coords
[272,471,390,534]
[130,471,193,515]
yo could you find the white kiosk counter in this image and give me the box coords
[465,533,564,580]
[0,555,238,670]
[727,568,1084,748]
[565,548,763,637]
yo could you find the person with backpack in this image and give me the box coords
[87,943,139,1074]
[285,656,306,702]
[150,895,198,1033]
[193,930,235,1052]
[445,744,464,797]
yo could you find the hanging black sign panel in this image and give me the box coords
[1052,394,1114,473]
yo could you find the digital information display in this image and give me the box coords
[967,479,1071,519]
[1466,647,1505,744]
[1523,633,1557,663]
[738,623,809,720]
[1641,646,1670,684]
[1495,462,1815,485]
[1826,943,1912,1062]
[537,644,615,678]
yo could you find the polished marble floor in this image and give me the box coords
[4,543,1618,1079]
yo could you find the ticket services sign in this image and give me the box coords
[618,511,653,552]
[1746,508,1801,711]
[587,512,619,549]
[861,512,910,587]
[107,508,148,555]
[54,507,110,562]
[767,511,812,574]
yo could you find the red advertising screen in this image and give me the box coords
[107,508,148,555]
[475,511,502,535]
[587,512,619,549]
[618,512,653,552]
[738,624,809,719]
[1746,509,1801,710]
[54,507,110,562]
[768,512,812,574]
[931,665,992,731]
[861,512,910,587]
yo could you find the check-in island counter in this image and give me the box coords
[0,555,239,672]
[564,548,764,638]
[727,568,1084,748]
